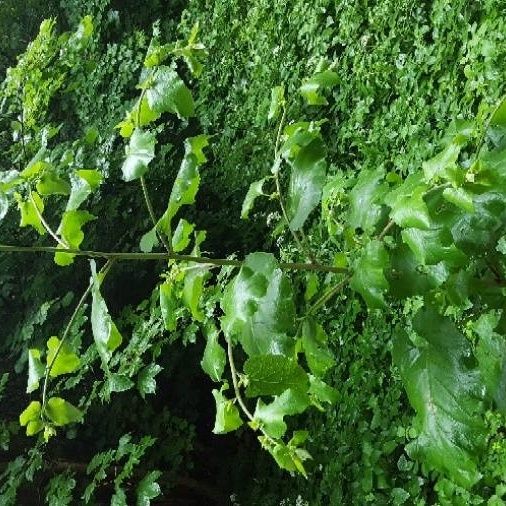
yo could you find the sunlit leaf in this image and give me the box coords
[121,128,156,182]
[212,387,243,434]
[46,336,80,378]
[27,349,44,394]
[16,191,45,235]
[46,397,82,426]
[241,178,266,220]
[146,66,195,119]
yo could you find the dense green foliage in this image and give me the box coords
[1,1,506,505]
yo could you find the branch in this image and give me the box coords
[0,244,348,274]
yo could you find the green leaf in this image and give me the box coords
[45,397,82,426]
[20,401,41,427]
[111,489,127,506]
[200,323,226,382]
[350,240,389,309]
[55,210,96,266]
[384,173,430,229]
[46,336,80,378]
[139,227,159,253]
[442,187,474,213]
[137,364,163,398]
[301,320,334,378]
[121,129,156,182]
[36,172,70,196]
[90,261,123,366]
[308,375,338,406]
[212,388,243,434]
[19,400,44,436]
[387,244,446,298]
[158,136,208,236]
[171,219,195,252]
[107,374,134,393]
[183,264,209,322]
[185,134,209,164]
[450,192,506,255]
[146,66,195,118]
[422,143,461,183]
[244,354,308,398]
[268,86,285,121]
[221,252,296,356]
[393,308,486,488]
[259,437,311,477]
[285,138,326,230]
[241,178,266,220]
[136,471,162,506]
[27,349,44,393]
[473,311,506,414]
[159,281,177,331]
[45,471,77,506]
[66,169,102,211]
[401,228,466,266]
[16,191,45,235]
[253,389,309,439]
[300,70,339,106]
[348,168,387,232]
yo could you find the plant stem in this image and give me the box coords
[307,276,350,315]
[41,260,114,415]
[140,176,172,253]
[29,192,69,249]
[227,339,254,422]
[0,244,348,274]
[273,108,317,263]
[378,219,395,241]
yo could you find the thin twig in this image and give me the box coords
[227,339,254,422]
[29,192,69,249]
[0,244,348,274]
[377,219,395,241]
[140,176,172,253]
[41,260,114,414]
[307,276,350,315]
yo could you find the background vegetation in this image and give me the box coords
[1,0,506,504]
